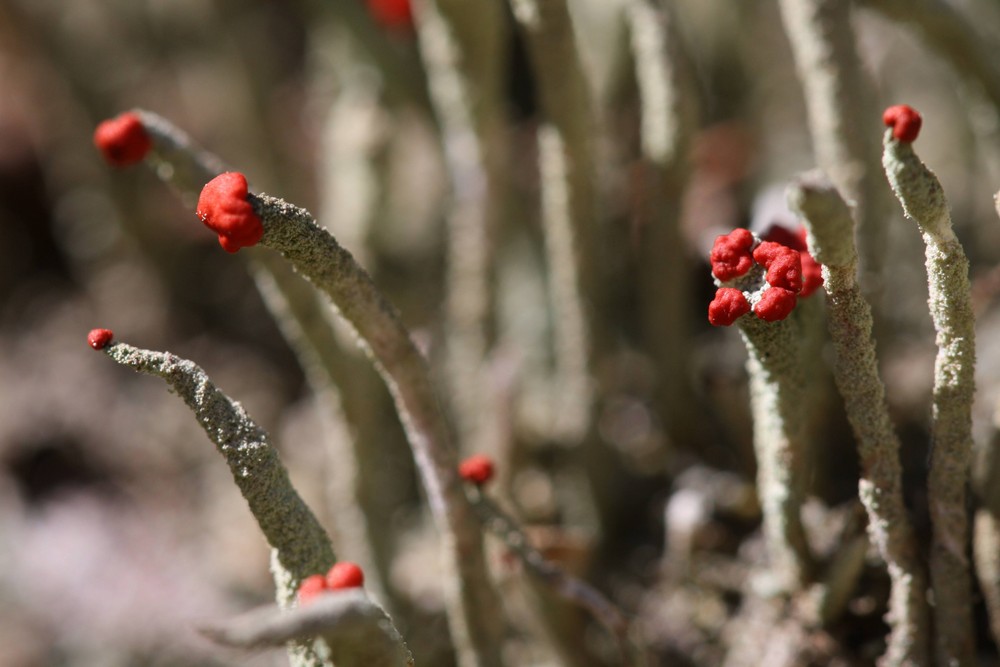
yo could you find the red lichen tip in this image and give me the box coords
[754,287,798,322]
[296,574,328,605]
[882,105,922,143]
[93,113,152,166]
[326,562,365,590]
[710,228,755,282]
[195,172,264,253]
[87,328,114,350]
[752,241,803,293]
[366,0,413,30]
[458,454,495,486]
[708,287,751,327]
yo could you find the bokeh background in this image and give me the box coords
[3,0,1000,665]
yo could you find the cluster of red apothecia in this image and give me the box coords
[707,226,823,327]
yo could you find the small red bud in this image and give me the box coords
[325,562,365,590]
[708,288,751,327]
[93,113,152,166]
[297,574,328,605]
[752,242,803,292]
[754,287,798,322]
[87,328,114,350]
[458,454,495,485]
[195,172,264,253]
[882,105,922,143]
[710,228,755,282]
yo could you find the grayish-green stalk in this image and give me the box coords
[625,0,700,451]
[776,0,887,304]
[883,132,976,667]
[507,0,601,444]
[133,110,392,600]
[101,341,335,667]
[412,0,509,463]
[252,193,504,667]
[201,589,413,667]
[736,315,813,590]
[788,172,929,667]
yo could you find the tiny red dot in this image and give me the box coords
[458,454,495,485]
[87,328,114,350]
[326,562,365,590]
[93,113,151,166]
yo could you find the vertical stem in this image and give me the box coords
[883,134,976,667]
[412,0,509,459]
[776,0,888,304]
[737,316,813,590]
[625,0,700,449]
[788,173,929,667]
[507,0,603,443]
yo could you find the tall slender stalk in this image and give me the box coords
[252,192,505,667]
[883,129,977,667]
[788,172,929,667]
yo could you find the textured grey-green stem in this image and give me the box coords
[883,132,976,667]
[508,0,601,443]
[133,109,391,598]
[776,0,887,302]
[252,193,503,667]
[201,589,413,667]
[736,315,813,590]
[102,341,335,667]
[625,0,700,452]
[413,0,508,462]
[787,172,929,667]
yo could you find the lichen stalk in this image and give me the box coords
[252,193,503,667]
[508,0,602,443]
[101,341,335,667]
[411,0,509,461]
[788,172,928,667]
[736,315,813,590]
[128,109,392,598]
[882,132,977,667]
[776,0,887,302]
[625,0,700,452]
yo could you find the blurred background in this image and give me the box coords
[2,0,1000,665]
